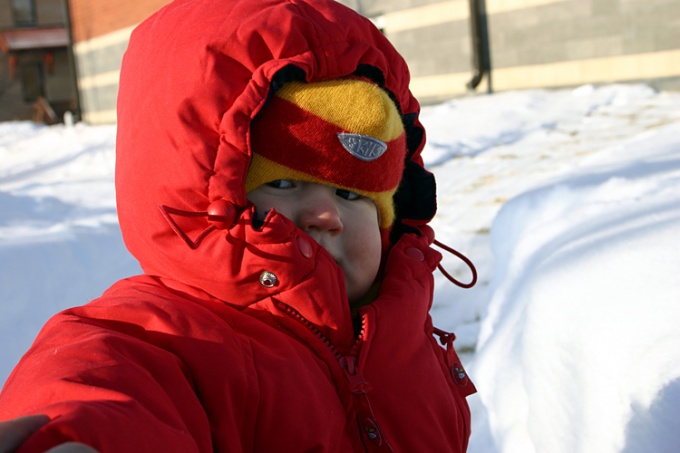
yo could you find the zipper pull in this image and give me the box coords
[338,355,393,451]
[433,327,472,388]
[339,355,373,394]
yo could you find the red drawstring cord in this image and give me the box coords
[432,326,455,346]
[432,239,478,289]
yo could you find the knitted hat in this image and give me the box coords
[246,79,407,230]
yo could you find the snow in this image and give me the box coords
[1,83,679,452]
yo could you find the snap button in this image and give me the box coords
[362,418,384,446]
[207,199,236,229]
[405,247,424,261]
[259,271,278,288]
[297,236,313,258]
[450,362,469,387]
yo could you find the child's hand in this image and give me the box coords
[0,415,99,453]
[30,443,99,453]
[0,414,48,453]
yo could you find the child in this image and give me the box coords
[0,0,476,451]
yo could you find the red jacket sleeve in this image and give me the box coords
[0,309,213,453]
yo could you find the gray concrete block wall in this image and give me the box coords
[79,83,118,120]
[342,0,435,16]
[488,0,679,70]
[337,0,480,83]
[41,0,677,122]
[74,36,129,122]
[390,20,472,77]
[338,0,680,96]
[76,40,128,76]
[621,1,680,52]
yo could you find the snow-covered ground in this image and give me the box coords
[1,83,679,452]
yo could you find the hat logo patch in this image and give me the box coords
[337,133,388,162]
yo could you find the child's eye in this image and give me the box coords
[265,179,295,189]
[336,188,361,201]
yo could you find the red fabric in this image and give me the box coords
[0,0,474,451]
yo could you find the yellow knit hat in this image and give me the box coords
[246,78,406,229]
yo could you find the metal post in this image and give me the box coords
[62,0,82,122]
[466,0,492,93]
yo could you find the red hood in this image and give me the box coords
[115,0,436,349]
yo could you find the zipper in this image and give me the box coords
[277,301,393,451]
[276,301,359,359]
[340,312,371,394]
[277,302,369,392]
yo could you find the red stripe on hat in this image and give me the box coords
[251,96,405,193]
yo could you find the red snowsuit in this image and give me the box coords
[0,0,475,451]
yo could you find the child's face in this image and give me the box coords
[247,180,382,303]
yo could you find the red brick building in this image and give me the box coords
[0,0,169,123]
[67,0,169,123]
[0,0,74,122]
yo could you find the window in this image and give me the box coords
[12,0,37,25]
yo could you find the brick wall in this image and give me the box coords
[67,0,171,123]
[69,0,170,43]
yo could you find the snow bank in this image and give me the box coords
[472,124,680,453]
[0,122,140,383]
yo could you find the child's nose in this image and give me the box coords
[297,186,343,234]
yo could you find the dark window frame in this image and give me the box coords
[11,0,37,26]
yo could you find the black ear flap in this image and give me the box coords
[391,160,437,243]
[403,112,424,160]
[390,112,437,243]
